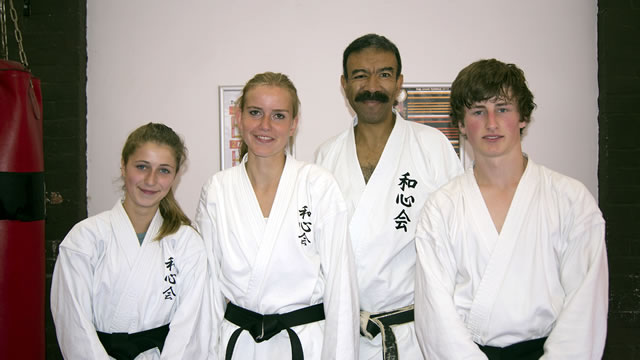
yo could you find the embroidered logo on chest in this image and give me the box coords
[162,256,177,301]
[297,205,313,246]
[393,172,418,232]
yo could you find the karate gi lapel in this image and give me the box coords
[105,201,164,331]
[236,160,267,249]
[350,116,405,242]
[111,201,142,269]
[243,155,299,309]
[344,123,366,206]
[466,161,537,343]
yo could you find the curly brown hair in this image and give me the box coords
[450,59,536,134]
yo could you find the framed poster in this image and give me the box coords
[394,83,465,166]
[219,85,243,169]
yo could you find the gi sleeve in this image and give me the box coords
[437,132,465,186]
[415,124,464,190]
[160,229,212,359]
[315,177,360,360]
[541,187,608,359]
[414,197,487,360]
[313,146,326,165]
[50,226,111,360]
[194,178,227,359]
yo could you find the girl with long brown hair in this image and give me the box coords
[52,123,211,359]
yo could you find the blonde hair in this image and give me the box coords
[121,123,191,239]
[236,72,300,158]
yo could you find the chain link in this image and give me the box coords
[8,0,28,67]
[1,0,8,59]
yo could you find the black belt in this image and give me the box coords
[477,337,547,360]
[360,304,414,360]
[96,323,170,360]
[224,302,325,360]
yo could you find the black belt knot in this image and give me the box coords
[224,302,325,360]
[96,323,170,360]
[476,337,547,360]
[248,313,282,342]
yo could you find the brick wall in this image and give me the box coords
[5,0,88,358]
[598,0,640,358]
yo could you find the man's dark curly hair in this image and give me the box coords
[450,59,536,134]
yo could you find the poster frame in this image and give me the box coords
[394,82,465,167]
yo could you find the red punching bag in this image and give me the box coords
[0,1,45,358]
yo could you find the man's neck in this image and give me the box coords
[473,151,527,189]
[354,112,396,146]
[473,151,527,234]
[354,112,396,183]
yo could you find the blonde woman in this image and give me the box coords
[196,72,359,359]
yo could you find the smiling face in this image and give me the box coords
[121,142,177,215]
[237,85,298,160]
[460,95,526,161]
[341,48,403,126]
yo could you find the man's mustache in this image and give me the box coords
[355,91,390,103]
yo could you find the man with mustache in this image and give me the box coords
[315,34,462,359]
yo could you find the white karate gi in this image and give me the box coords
[51,201,211,360]
[414,159,608,359]
[195,155,359,360]
[315,115,462,359]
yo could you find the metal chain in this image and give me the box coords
[1,0,8,59]
[8,0,28,67]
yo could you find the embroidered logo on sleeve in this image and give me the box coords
[298,205,313,246]
[162,256,177,300]
[394,172,417,232]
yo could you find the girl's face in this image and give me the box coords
[237,85,298,160]
[121,142,177,214]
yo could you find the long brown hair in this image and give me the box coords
[121,122,191,239]
[236,72,300,158]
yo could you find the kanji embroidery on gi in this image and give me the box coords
[298,205,313,246]
[394,172,418,232]
[163,256,177,300]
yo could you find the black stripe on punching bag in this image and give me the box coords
[0,172,45,221]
